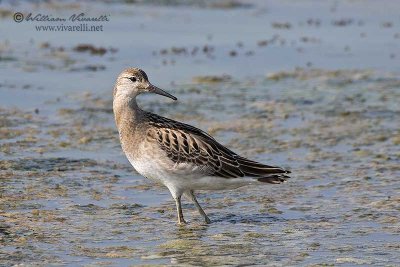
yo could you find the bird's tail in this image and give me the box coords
[237,156,291,184]
[257,173,290,184]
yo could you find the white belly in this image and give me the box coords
[123,143,253,195]
[128,153,252,192]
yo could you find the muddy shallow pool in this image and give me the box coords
[1,0,399,266]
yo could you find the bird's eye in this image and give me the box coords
[129,77,137,82]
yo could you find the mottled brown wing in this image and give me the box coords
[146,112,290,180]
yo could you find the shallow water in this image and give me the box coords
[1,0,400,266]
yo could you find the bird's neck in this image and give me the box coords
[113,94,143,130]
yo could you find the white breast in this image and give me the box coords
[127,152,161,181]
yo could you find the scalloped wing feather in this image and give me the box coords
[145,112,290,181]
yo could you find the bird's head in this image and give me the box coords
[113,68,177,101]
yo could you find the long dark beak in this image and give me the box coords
[147,83,177,101]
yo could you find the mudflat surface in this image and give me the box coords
[1,0,399,266]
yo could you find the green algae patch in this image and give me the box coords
[75,245,138,258]
[243,232,266,239]
[192,74,232,84]
[266,68,373,83]
[158,239,202,250]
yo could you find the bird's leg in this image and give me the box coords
[187,190,211,224]
[174,195,186,225]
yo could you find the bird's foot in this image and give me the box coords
[177,219,187,225]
